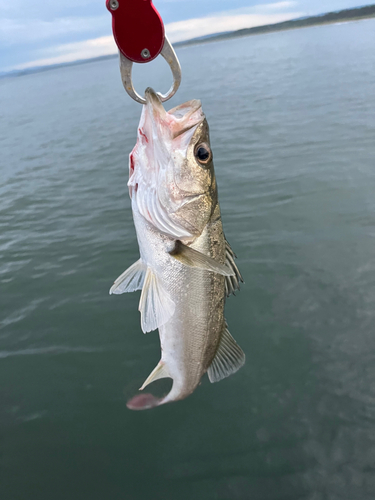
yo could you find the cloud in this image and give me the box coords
[165,11,302,43]
[0,15,108,44]
[257,1,297,10]
[9,1,302,71]
[12,36,117,70]
[222,1,297,15]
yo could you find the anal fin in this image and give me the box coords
[138,267,175,333]
[109,259,146,295]
[207,322,245,383]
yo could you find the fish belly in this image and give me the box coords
[133,203,226,400]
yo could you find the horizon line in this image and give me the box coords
[2,3,374,78]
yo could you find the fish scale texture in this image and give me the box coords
[133,203,226,400]
[124,90,244,407]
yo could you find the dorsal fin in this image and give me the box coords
[207,322,245,383]
[138,267,175,333]
[224,239,244,297]
[109,259,146,295]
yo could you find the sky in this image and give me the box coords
[0,0,370,72]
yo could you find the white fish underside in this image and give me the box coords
[110,89,245,410]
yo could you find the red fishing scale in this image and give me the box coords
[106,0,165,63]
[106,0,181,104]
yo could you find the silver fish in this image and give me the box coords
[110,88,245,410]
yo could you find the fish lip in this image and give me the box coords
[144,87,203,126]
[144,87,161,103]
[168,99,202,118]
[144,87,166,117]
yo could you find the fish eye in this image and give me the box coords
[194,143,212,165]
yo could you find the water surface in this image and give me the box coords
[1,19,375,500]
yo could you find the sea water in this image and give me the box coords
[1,18,375,500]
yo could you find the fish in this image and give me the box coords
[110,87,245,410]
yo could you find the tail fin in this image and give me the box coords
[127,360,172,411]
[127,393,162,410]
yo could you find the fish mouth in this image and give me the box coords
[144,87,166,118]
[144,87,204,137]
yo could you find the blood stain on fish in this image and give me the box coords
[130,153,135,175]
[139,129,149,143]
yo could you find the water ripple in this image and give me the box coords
[0,345,104,358]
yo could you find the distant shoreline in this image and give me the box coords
[2,4,375,78]
[175,5,375,49]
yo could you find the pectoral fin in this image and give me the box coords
[207,322,245,383]
[169,240,234,276]
[138,267,175,333]
[109,259,146,295]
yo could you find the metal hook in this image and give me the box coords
[119,36,181,105]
